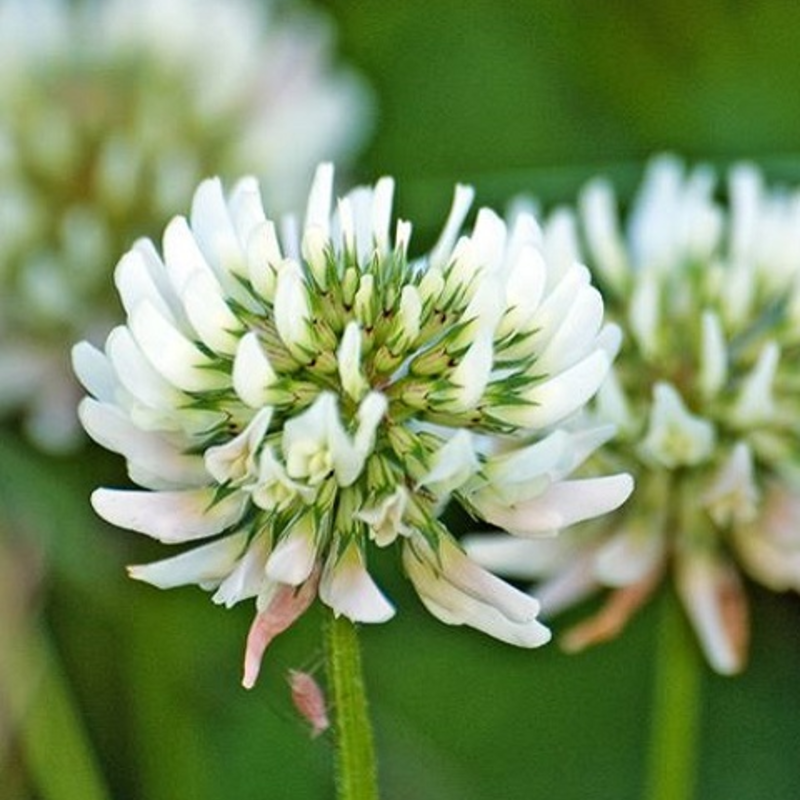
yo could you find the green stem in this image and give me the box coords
[644,588,702,800]
[325,613,380,800]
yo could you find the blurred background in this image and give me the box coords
[2,0,800,798]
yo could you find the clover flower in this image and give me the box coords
[0,0,369,450]
[467,155,800,674]
[73,164,632,686]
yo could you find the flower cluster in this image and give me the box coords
[0,0,369,450]
[468,155,800,673]
[74,164,632,686]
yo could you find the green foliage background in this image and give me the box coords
[4,1,800,797]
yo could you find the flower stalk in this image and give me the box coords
[325,613,379,800]
[644,587,702,800]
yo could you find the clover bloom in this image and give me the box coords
[73,164,631,686]
[0,0,369,450]
[468,155,800,674]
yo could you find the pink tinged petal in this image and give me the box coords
[233,332,278,408]
[78,398,208,489]
[593,526,666,588]
[91,487,247,543]
[204,407,272,484]
[265,514,318,585]
[127,531,248,590]
[428,183,475,270]
[560,567,661,653]
[71,341,117,402]
[129,301,228,392]
[242,578,318,689]
[181,269,243,355]
[737,485,800,591]
[288,670,330,738]
[675,552,749,675]
[403,538,550,648]
[319,544,395,623]
[472,474,634,537]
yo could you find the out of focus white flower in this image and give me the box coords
[74,164,631,686]
[0,0,370,450]
[467,155,800,674]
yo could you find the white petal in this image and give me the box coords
[473,474,633,536]
[79,398,208,489]
[128,531,248,590]
[500,349,610,430]
[337,321,368,401]
[371,176,395,255]
[228,177,267,245]
[204,407,272,484]
[428,183,475,269]
[114,247,175,322]
[129,301,228,392]
[730,341,779,427]
[181,269,243,355]
[594,526,665,587]
[190,176,246,277]
[232,331,278,408]
[105,326,184,412]
[304,163,334,239]
[274,259,312,356]
[265,514,318,586]
[92,487,248,543]
[463,533,575,581]
[72,341,117,402]
[319,544,395,623]
[403,538,550,647]
[419,429,479,496]
[212,533,272,608]
[699,311,727,399]
[445,330,493,412]
[163,216,216,298]
[640,382,716,468]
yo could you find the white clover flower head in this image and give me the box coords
[468,155,800,674]
[0,0,370,451]
[74,164,631,686]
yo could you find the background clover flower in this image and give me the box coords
[73,163,632,687]
[0,0,369,451]
[467,155,800,674]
